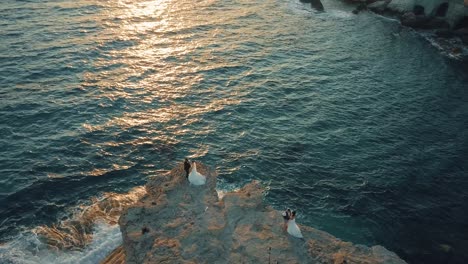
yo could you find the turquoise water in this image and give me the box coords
[1,0,468,263]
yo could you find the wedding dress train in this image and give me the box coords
[188,162,206,186]
[287,218,303,238]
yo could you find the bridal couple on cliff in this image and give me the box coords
[184,158,206,185]
[283,208,303,238]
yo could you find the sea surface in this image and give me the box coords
[1,0,468,263]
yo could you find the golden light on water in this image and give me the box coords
[76,0,264,165]
[80,0,249,138]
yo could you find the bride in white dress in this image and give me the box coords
[188,161,206,186]
[287,211,303,238]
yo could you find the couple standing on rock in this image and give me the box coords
[283,208,303,238]
[184,158,206,186]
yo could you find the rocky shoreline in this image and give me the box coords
[348,0,468,62]
[103,163,406,263]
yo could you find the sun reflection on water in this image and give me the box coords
[74,0,269,179]
[78,0,246,163]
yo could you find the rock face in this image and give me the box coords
[356,0,468,62]
[366,0,468,28]
[115,163,406,264]
[400,12,449,29]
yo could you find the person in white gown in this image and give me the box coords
[188,161,206,186]
[287,211,303,238]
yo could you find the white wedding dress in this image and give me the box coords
[188,162,206,186]
[287,218,303,238]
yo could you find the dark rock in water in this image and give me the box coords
[311,0,325,11]
[367,0,390,14]
[435,29,456,38]
[299,0,324,11]
[401,12,449,29]
[344,0,377,4]
[461,35,468,45]
[454,16,468,30]
[455,27,468,34]
[413,5,425,16]
[453,27,468,45]
[452,47,463,54]
[428,17,451,29]
[401,12,429,28]
[454,27,468,39]
[352,3,367,14]
[343,0,364,3]
[434,2,449,17]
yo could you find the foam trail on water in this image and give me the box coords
[0,222,121,264]
[0,186,146,264]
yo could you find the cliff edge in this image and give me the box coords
[106,163,406,264]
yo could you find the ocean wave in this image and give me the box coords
[0,222,121,264]
[0,186,146,264]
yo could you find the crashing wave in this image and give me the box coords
[0,186,146,264]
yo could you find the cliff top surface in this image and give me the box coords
[111,162,406,264]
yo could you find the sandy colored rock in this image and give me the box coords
[116,163,406,264]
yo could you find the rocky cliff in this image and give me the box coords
[105,163,406,264]
[349,0,468,60]
[383,0,467,27]
[351,0,468,29]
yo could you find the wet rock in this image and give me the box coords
[368,0,391,14]
[455,27,468,44]
[461,35,468,45]
[311,0,325,11]
[386,0,414,14]
[434,2,449,17]
[435,29,456,38]
[400,12,449,29]
[413,5,425,16]
[400,12,429,28]
[454,16,468,30]
[300,0,325,11]
[353,3,368,14]
[428,17,451,29]
[111,163,407,264]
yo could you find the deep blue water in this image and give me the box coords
[1,0,468,263]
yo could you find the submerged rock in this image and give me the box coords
[413,4,425,16]
[400,12,449,29]
[368,0,392,14]
[300,0,325,11]
[357,0,468,28]
[107,163,407,264]
[311,0,325,11]
[353,3,368,15]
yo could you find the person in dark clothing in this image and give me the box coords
[184,158,191,178]
[282,208,291,231]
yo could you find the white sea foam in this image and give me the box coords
[0,186,146,264]
[0,222,121,264]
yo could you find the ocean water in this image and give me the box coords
[1,0,468,263]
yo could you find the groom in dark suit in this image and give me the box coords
[184,158,191,178]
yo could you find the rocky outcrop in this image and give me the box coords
[351,0,468,61]
[101,246,126,264]
[301,0,325,11]
[364,0,468,29]
[35,187,146,251]
[400,12,449,29]
[110,163,406,264]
